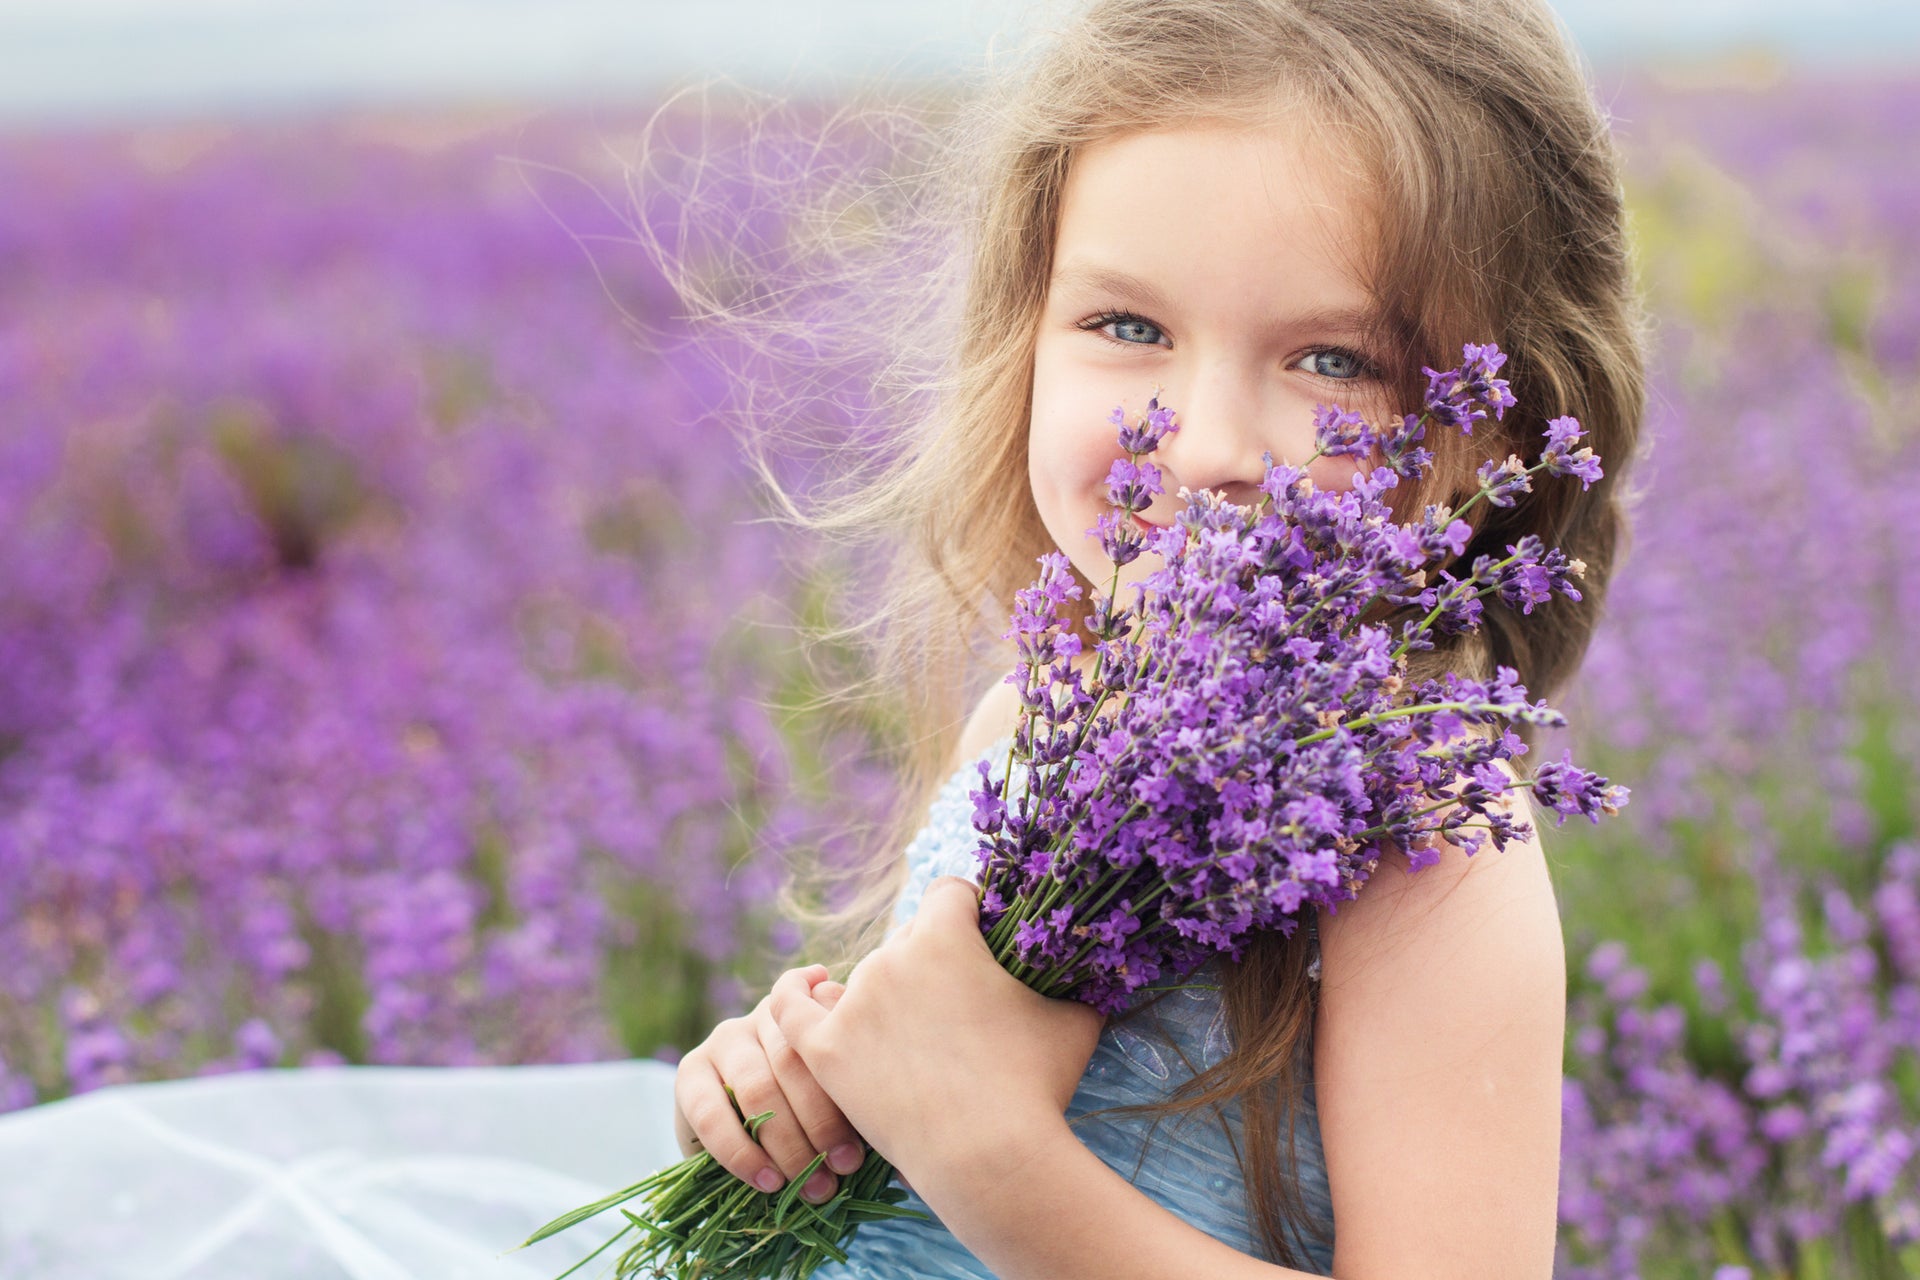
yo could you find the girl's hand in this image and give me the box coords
[768,877,1106,1187]
[672,971,867,1204]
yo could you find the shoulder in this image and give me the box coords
[1315,774,1564,1000]
[1311,763,1566,1277]
[949,666,1024,776]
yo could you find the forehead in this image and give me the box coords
[1049,121,1382,322]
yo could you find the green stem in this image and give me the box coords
[1294,699,1516,748]
[1446,454,1561,528]
[1339,779,1543,844]
[1388,546,1531,664]
[1029,880,1175,994]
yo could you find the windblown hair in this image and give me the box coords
[645,0,1645,1266]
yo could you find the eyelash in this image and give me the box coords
[1075,309,1381,380]
[1077,309,1168,349]
[1300,346,1382,381]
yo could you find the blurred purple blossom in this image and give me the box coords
[0,115,892,1102]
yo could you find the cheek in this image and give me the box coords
[1027,378,1122,524]
[1305,452,1367,494]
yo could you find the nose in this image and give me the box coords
[1151,359,1311,510]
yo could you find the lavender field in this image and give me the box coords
[0,71,1915,1277]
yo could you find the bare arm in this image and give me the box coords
[906,1113,1328,1280]
[1313,793,1566,1278]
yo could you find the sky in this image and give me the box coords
[0,0,1914,125]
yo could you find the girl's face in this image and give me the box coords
[1028,120,1391,607]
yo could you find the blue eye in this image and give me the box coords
[1300,348,1373,380]
[1080,311,1169,347]
[1110,317,1165,345]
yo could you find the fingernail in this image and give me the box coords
[801,1169,835,1203]
[827,1143,863,1175]
[754,1169,784,1194]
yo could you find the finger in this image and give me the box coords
[757,1002,865,1181]
[675,1055,788,1194]
[710,1044,815,1192]
[762,969,855,1193]
[672,1051,705,1159]
[767,964,834,1058]
[916,876,984,939]
[756,972,857,1166]
[793,965,844,1009]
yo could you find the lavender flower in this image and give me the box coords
[966,344,1619,1015]
[0,118,894,1111]
[1557,844,1920,1277]
[1541,416,1605,489]
[1421,342,1516,433]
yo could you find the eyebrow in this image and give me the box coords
[1047,264,1380,342]
[1048,264,1176,314]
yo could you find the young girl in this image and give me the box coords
[0,1,1641,1275]
[670,1,1644,1277]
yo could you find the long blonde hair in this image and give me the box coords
[655,0,1646,1264]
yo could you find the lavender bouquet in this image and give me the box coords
[521,343,1626,1277]
[974,346,1622,1009]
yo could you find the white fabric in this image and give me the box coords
[0,1061,685,1280]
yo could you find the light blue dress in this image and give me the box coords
[813,734,1337,1278]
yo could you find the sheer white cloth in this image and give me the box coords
[0,1060,686,1280]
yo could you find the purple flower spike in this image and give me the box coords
[1094,509,1147,568]
[1475,454,1535,508]
[1115,396,1180,454]
[1103,455,1165,514]
[1541,415,1605,489]
[1529,751,1628,824]
[1460,343,1518,419]
[1422,342,1515,435]
[1313,403,1373,458]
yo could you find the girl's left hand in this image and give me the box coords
[768,876,1105,1185]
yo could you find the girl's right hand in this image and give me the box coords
[672,964,867,1204]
